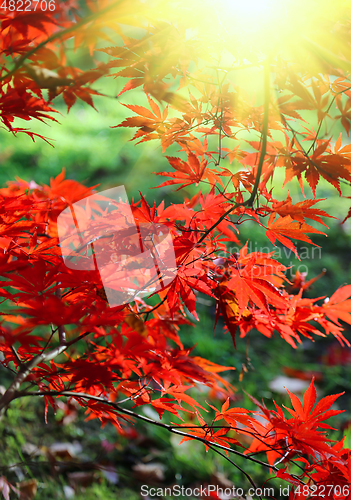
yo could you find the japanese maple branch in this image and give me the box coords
[8,386,306,485]
[0,0,124,83]
[0,325,94,415]
[17,389,277,472]
[195,59,270,247]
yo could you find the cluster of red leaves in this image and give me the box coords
[1,170,350,492]
[170,380,351,499]
[0,172,237,428]
[1,0,351,494]
[249,380,351,499]
[0,0,115,141]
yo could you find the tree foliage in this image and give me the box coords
[1,0,351,496]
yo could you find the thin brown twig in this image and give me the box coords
[207,444,262,500]
[10,346,23,368]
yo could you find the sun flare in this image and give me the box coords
[212,0,307,58]
[180,0,351,63]
[220,0,289,33]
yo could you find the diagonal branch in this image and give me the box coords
[0,343,67,416]
[16,389,278,472]
[0,323,92,417]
